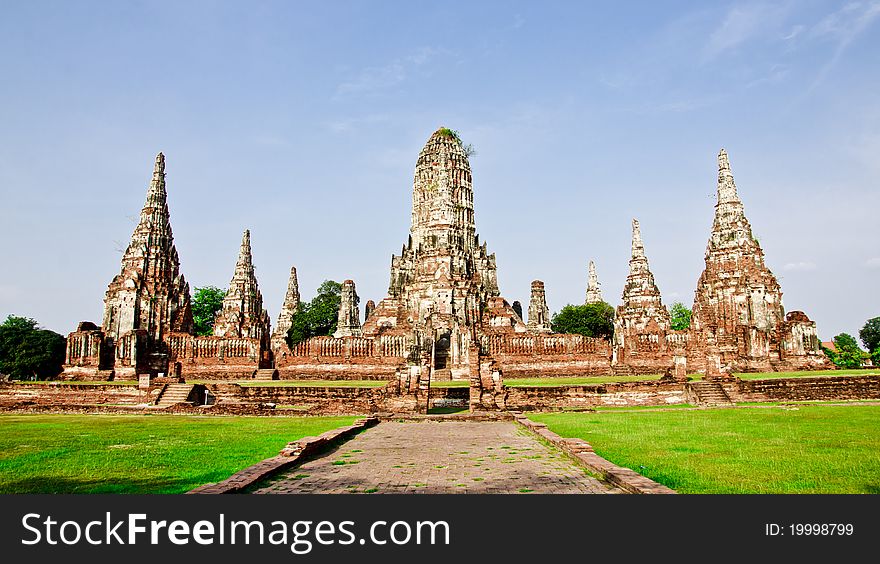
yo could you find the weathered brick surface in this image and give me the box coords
[211,230,271,350]
[0,382,156,411]
[4,375,877,416]
[611,219,674,374]
[270,266,300,352]
[59,133,837,411]
[687,150,829,375]
[62,154,193,380]
[504,380,688,411]
[729,375,880,402]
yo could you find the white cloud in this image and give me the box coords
[810,1,880,41]
[510,14,525,31]
[704,3,790,60]
[326,113,390,134]
[745,63,791,88]
[783,261,817,271]
[335,47,445,98]
[807,1,880,89]
[782,24,805,41]
[865,257,880,269]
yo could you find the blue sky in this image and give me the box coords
[1,1,878,343]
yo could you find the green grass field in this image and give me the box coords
[529,404,880,494]
[0,414,356,494]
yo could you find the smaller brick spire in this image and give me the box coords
[333,280,363,338]
[213,229,270,341]
[618,219,669,330]
[716,148,740,205]
[271,266,301,349]
[585,260,603,304]
[527,280,552,333]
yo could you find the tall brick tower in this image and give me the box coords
[64,153,193,379]
[689,149,825,373]
[101,153,193,343]
[363,128,524,373]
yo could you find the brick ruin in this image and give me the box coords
[527,281,552,333]
[333,280,363,338]
[585,260,603,304]
[611,219,679,375]
[63,155,273,381]
[686,150,828,375]
[270,266,300,351]
[64,153,194,381]
[62,131,830,396]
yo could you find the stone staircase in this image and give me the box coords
[155,383,195,408]
[432,368,452,381]
[253,368,278,381]
[688,381,733,407]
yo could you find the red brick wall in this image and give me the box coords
[729,375,880,402]
[0,382,156,410]
[504,380,688,411]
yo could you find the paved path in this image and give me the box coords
[252,420,621,494]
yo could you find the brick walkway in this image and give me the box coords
[252,420,622,494]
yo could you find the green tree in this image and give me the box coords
[822,333,865,369]
[550,302,615,339]
[192,286,226,336]
[0,315,66,380]
[287,280,345,346]
[668,302,692,331]
[859,316,880,354]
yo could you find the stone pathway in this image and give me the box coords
[252,420,622,494]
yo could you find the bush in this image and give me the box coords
[0,316,66,380]
[859,316,880,354]
[551,302,614,339]
[822,333,865,369]
[192,286,226,336]
[668,302,692,331]
[287,280,345,346]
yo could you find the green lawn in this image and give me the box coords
[529,404,880,494]
[504,375,662,386]
[0,414,357,494]
[432,375,666,387]
[235,380,386,388]
[431,380,470,387]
